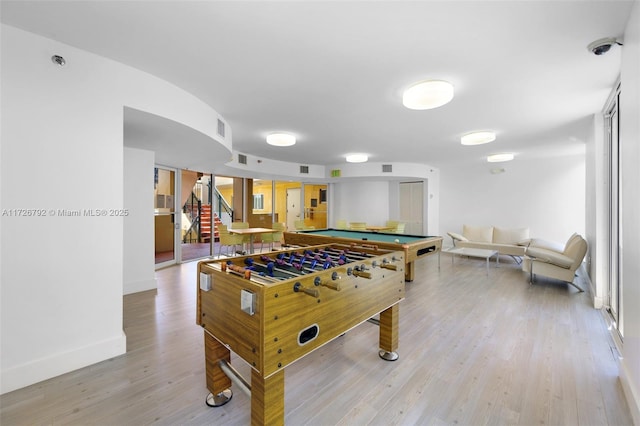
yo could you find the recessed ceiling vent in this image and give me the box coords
[299,165,309,174]
[238,154,247,165]
[217,119,225,137]
[382,164,393,173]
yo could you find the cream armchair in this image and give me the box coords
[523,233,588,292]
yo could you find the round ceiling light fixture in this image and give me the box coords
[402,79,454,110]
[266,133,296,147]
[461,131,496,145]
[487,153,514,163]
[345,153,368,163]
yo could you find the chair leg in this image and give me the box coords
[530,260,584,292]
[567,280,584,292]
[529,261,534,284]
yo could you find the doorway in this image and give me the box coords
[399,181,424,235]
[287,187,301,231]
[181,171,213,262]
[154,166,178,267]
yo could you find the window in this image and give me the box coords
[253,194,264,210]
[605,82,623,338]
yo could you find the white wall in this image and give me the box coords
[332,181,390,226]
[1,24,127,395]
[123,147,156,295]
[0,25,228,394]
[440,154,586,248]
[618,1,640,421]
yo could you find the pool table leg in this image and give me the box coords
[405,261,414,282]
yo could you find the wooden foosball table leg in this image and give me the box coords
[251,368,285,426]
[204,331,233,406]
[378,304,399,361]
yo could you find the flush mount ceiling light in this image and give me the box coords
[402,80,454,110]
[461,131,496,146]
[345,154,368,163]
[266,133,296,147]
[487,153,514,163]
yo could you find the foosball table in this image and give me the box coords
[196,243,406,425]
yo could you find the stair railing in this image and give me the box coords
[213,187,233,224]
[183,191,202,243]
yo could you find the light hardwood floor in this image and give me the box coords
[1,253,633,425]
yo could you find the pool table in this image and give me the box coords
[283,229,443,281]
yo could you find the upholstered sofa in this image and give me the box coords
[447,224,531,258]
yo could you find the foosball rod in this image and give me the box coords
[261,254,333,274]
[319,249,371,261]
[319,247,371,260]
[251,259,302,278]
[298,249,348,263]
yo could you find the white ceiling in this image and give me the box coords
[1,1,633,171]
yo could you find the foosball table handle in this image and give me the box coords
[293,282,320,298]
[313,276,341,291]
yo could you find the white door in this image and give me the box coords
[399,181,424,235]
[286,188,301,232]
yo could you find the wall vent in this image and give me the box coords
[299,165,309,174]
[382,164,393,173]
[217,119,225,137]
[238,154,247,165]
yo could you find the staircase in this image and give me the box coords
[200,205,212,243]
[199,206,223,243]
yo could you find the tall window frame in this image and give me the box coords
[605,82,623,339]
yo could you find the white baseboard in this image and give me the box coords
[578,264,604,308]
[124,277,157,295]
[620,359,640,426]
[0,331,126,395]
